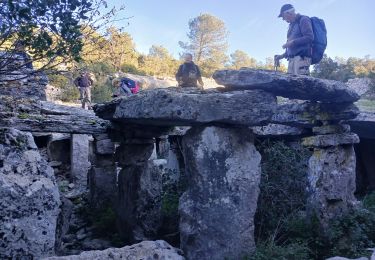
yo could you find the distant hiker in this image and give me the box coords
[112,77,140,98]
[74,72,93,109]
[176,53,204,89]
[274,4,327,75]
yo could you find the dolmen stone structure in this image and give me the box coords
[94,68,361,259]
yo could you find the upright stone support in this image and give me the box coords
[179,126,261,260]
[70,134,90,191]
[303,125,360,226]
[89,134,117,209]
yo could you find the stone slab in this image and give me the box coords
[213,68,360,103]
[95,88,277,127]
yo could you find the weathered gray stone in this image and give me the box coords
[302,133,360,148]
[312,124,351,135]
[95,138,115,155]
[89,166,117,209]
[0,128,60,259]
[0,96,110,134]
[43,240,184,260]
[0,53,47,100]
[251,123,306,137]
[307,145,358,225]
[180,126,260,260]
[117,159,167,242]
[70,134,90,190]
[326,256,369,260]
[47,133,71,163]
[347,111,375,139]
[115,141,154,167]
[346,77,373,96]
[213,68,360,103]
[95,88,276,127]
[272,102,359,127]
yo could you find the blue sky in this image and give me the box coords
[105,0,375,62]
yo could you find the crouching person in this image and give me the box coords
[112,77,140,98]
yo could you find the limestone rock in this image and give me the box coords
[272,102,359,127]
[43,240,184,260]
[95,138,115,155]
[0,52,47,100]
[70,134,90,190]
[302,133,360,148]
[307,145,358,225]
[347,111,375,139]
[0,128,61,259]
[47,133,71,163]
[180,126,260,260]
[0,96,110,134]
[312,124,351,135]
[95,87,276,127]
[89,166,117,209]
[213,68,360,103]
[251,123,306,137]
[326,256,368,260]
[346,77,373,96]
[117,159,168,242]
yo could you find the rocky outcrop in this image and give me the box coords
[213,68,360,103]
[43,240,184,260]
[180,127,260,260]
[346,77,373,96]
[0,128,61,259]
[251,123,306,138]
[0,96,109,134]
[0,52,47,100]
[94,87,277,126]
[302,133,360,148]
[347,111,375,139]
[271,102,359,127]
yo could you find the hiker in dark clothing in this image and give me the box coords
[274,4,314,75]
[176,53,204,89]
[74,72,94,109]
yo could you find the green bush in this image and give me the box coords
[255,140,311,241]
[249,240,311,260]
[252,140,375,259]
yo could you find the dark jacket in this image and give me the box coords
[285,14,314,58]
[175,62,203,88]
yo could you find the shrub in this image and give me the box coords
[252,139,375,259]
[255,140,311,241]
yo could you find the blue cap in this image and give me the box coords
[278,4,294,17]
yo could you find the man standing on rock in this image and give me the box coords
[74,72,94,110]
[176,53,204,89]
[274,4,314,75]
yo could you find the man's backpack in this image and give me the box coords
[79,75,92,88]
[182,63,198,80]
[310,17,327,64]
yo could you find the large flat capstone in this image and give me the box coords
[94,88,276,127]
[213,68,360,103]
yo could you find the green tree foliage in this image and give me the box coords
[0,0,95,74]
[138,45,179,76]
[230,50,257,69]
[179,13,229,76]
[312,55,375,82]
[102,27,138,72]
[252,140,375,260]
